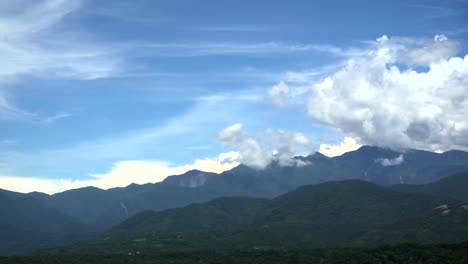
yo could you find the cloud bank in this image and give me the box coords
[217,123,311,169]
[319,137,362,157]
[308,35,468,152]
[0,152,239,194]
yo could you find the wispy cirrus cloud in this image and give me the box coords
[43,111,72,124]
[0,94,257,178]
[0,139,16,146]
[0,0,369,124]
[0,0,123,122]
[0,0,122,80]
[129,41,368,58]
[198,25,267,32]
[0,99,247,194]
[407,3,468,18]
[0,89,71,124]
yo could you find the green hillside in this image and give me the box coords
[392,172,468,201]
[229,180,448,248]
[0,190,90,255]
[62,180,465,254]
[112,196,269,235]
[353,203,468,245]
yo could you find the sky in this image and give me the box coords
[0,0,467,194]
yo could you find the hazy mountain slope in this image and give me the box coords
[45,187,124,229]
[330,146,468,185]
[0,189,89,255]
[391,172,468,201]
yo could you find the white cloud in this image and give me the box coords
[267,81,290,107]
[217,123,273,169]
[319,137,362,157]
[217,123,245,147]
[0,152,240,194]
[376,154,404,167]
[401,35,459,65]
[308,35,468,152]
[134,41,368,58]
[0,175,75,194]
[261,128,312,167]
[217,123,311,169]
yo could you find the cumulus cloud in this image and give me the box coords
[0,152,239,194]
[217,124,273,169]
[267,81,290,107]
[217,123,245,147]
[308,35,468,152]
[261,128,312,167]
[217,123,311,169]
[319,137,362,157]
[375,34,460,66]
[376,154,404,167]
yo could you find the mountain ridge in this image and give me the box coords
[2,146,468,255]
[60,177,467,254]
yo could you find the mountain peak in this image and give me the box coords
[341,145,400,158]
[357,145,394,151]
[307,152,329,159]
[52,186,105,197]
[26,191,50,199]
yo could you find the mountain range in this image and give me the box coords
[61,173,468,254]
[1,146,468,255]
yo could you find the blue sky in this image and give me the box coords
[1,0,467,193]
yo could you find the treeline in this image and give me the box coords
[1,242,467,264]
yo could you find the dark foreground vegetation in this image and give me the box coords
[1,243,467,264]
